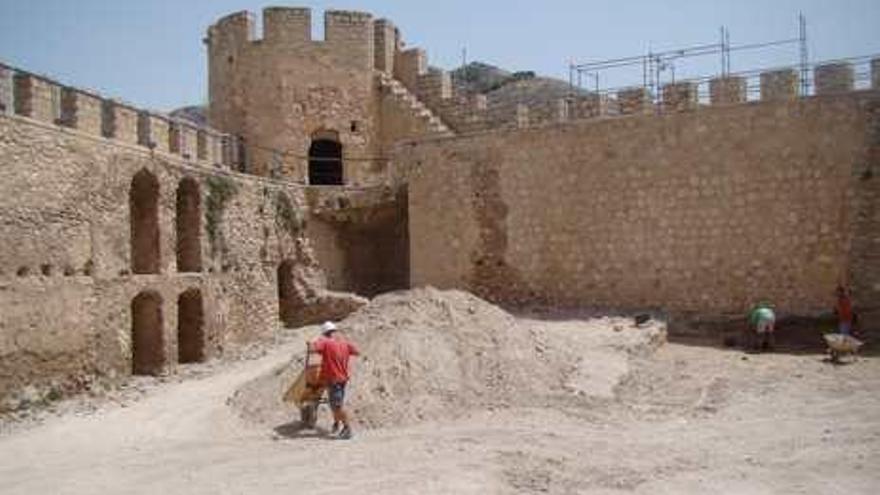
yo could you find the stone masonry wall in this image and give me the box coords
[402,92,879,323]
[206,9,383,185]
[0,112,319,408]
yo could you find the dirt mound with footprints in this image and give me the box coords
[231,288,666,429]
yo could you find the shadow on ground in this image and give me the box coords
[272,421,335,440]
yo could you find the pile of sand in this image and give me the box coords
[230,288,664,429]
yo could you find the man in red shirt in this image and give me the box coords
[835,286,854,335]
[308,321,360,439]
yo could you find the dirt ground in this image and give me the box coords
[0,292,878,494]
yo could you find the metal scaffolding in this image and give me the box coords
[569,14,809,100]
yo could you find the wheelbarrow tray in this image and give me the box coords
[823,333,864,353]
[283,363,325,408]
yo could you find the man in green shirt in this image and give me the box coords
[747,302,776,351]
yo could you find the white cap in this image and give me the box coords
[321,321,338,335]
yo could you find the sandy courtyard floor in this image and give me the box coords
[0,316,878,494]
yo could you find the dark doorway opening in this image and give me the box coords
[177,288,205,363]
[277,260,297,327]
[131,291,164,375]
[308,132,343,185]
[130,169,161,274]
[176,177,202,272]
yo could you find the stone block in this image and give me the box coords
[709,77,747,105]
[814,62,854,94]
[179,123,198,160]
[556,98,569,123]
[137,112,171,152]
[263,7,311,44]
[571,93,608,119]
[13,73,60,123]
[417,69,451,103]
[871,58,880,90]
[395,48,426,92]
[374,19,397,73]
[59,88,103,135]
[760,69,799,101]
[102,100,139,144]
[617,87,652,115]
[662,82,698,112]
[516,104,529,128]
[0,64,12,115]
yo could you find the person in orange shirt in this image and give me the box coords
[308,321,360,439]
[834,286,854,336]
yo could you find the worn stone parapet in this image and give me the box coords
[167,121,199,159]
[814,62,854,95]
[662,81,698,112]
[374,19,397,73]
[516,104,529,128]
[395,48,426,92]
[325,10,374,66]
[179,122,199,160]
[208,11,255,47]
[59,87,102,135]
[197,129,208,161]
[101,100,139,144]
[555,98,569,123]
[169,121,182,154]
[570,93,608,119]
[760,69,799,101]
[13,73,60,123]
[202,130,227,167]
[417,68,452,106]
[137,111,171,153]
[0,64,11,115]
[263,7,310,45]
[2,61,235,167]
[617,87,652,115]
[871,58,880,90]
[709,76,747,105]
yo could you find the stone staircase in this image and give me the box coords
[378,72,454,137]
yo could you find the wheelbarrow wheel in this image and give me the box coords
[300,403,318,429]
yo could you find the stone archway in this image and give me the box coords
[130,169,160,274]
[131,291,164,375]
[177,288,205,363]
[308,130,343,185]
[176,177,202,272]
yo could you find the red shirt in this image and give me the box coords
[837,296,853,323]
[312,336,359,384]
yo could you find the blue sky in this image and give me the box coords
[1,0,879,111]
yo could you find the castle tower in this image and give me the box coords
[206,8,378,183]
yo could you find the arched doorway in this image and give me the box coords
[130,169,160,274]
[176,177,202,272]
[308,130,343,185]
[277,260,296,327]
[131,291,164,375]
[177,288,205,363]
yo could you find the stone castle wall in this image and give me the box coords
[401,91,880,324]
[0,111,315,406]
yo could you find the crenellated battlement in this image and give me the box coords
[381,36,880,136]
[206,7,374,53]
[0,61,235,169]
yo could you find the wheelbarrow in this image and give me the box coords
[282,344,327,428]
[823,333,864,363]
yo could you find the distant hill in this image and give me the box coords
[169,105,207,127]
[171,62,580,128]
[450,62,514,94]
[452,61,580,95]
